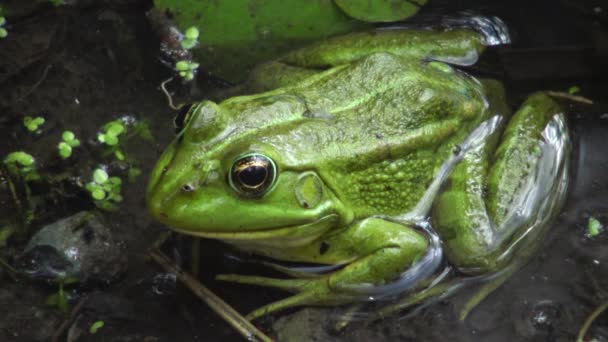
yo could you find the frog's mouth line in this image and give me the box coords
[169,214,339,245]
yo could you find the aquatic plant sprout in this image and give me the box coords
[98,120,125,146]
[23,116,45,132]
[588,217,602,237]
[180,26,199,50]
[175,60,199,81]
[86,168,123,210]
[4,151,36,176]
[89,321,105,334]
[57,130,80,159]
[0,16,7,38]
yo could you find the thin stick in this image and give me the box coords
[546,91,593,105]
[149,248,274,342]
[576,301,608,342]
[160,77,179,110]
[51,295,89,342]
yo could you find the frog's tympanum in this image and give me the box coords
[147,18,570,320]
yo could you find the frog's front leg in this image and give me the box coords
[217,218,430,320]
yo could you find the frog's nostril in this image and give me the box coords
[182,183,195,192]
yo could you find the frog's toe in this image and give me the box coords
[245,292,319,320]
[216,274,312,292]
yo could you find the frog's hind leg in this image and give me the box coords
[432,92,570,318]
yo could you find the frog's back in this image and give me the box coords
[223,53,504,217]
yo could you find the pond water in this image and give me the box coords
[0,0,607,341]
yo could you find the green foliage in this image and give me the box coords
[89,321,105,334]
[334,0,426,22]
[180,26,199,50]
[568,86,581,95]
[57,130,80,159]
[588,217,602,237]
[4,151,36,177]
[175,60,199,81]
[0,16,6,39]
[98,120,125,146]
[86,168,123,211]
[23,116,45,132]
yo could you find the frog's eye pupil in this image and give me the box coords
[238,165,267,188]
[230,154,277,197]
[173,103,194,134]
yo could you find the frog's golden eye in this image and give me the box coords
[229,154,277,197]
[173,103,194,134]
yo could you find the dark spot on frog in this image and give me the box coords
[182,183,195,192]
[375,133,384,139]
[162,166,168,173]
[301,201,309,209]
[193,162,202,170]
[319,241,330,255]
[453,144,462,156]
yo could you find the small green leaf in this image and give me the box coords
[68,138,80,147]
[62,131,75,141]
[0,28,6,38]
[180,39,196,50]
[93,169,109,184]
[0,17,6,27]
[89,321,105,334]
[97,133,106,143]
[588,217,602,237]
[104,135,119,146]
[4,151,35,166]
[175,61,190,71]
[58,142,72,159]
[114,149,125,161]
[91,188,106,200]
[106,122,125,136]
[185,26,199,40]
[568,86,581,95]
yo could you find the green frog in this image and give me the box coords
[147,23,570,320]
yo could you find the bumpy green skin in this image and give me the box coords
[147,28,569,319]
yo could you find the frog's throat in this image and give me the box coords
[171,214,340,248]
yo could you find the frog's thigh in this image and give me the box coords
[433,92,568,272]
[326,218,428,290]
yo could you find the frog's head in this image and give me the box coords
[146,100,352,246]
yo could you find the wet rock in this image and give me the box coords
[17,211,127,284]
[272,308,338,342]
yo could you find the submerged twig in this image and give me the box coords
[160,77,179,110]
[17,64,53,101]
[547,91,593,105]
[51,295,89,342]
[576,301,608,342]
[149,248,274,342]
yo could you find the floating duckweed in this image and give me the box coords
[57,130,80,159]
[86,168,123,210]
[89,321,105,334]
[0,16,6,38]
[93,169,109,184]
[58,142,72,159]
[4,151,34,167]
[175,60,199,81]
[98,120,126,147]
[588,217,602,237]
[23,116,45,132]
[568,86,581,95]
[180,26,199,49]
